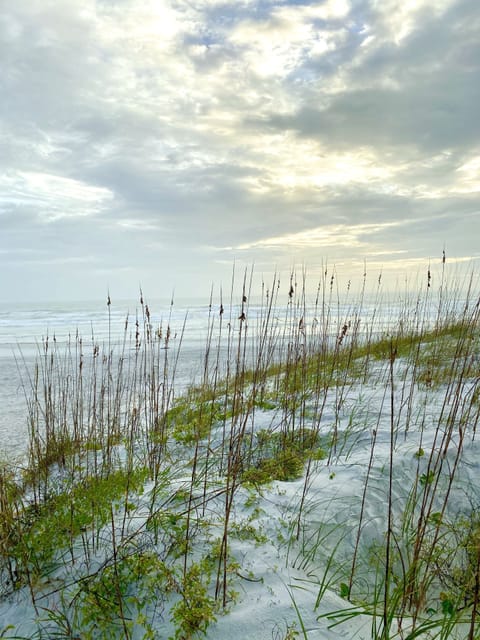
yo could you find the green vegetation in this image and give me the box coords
[0,466,149,595]
[242,428,326,485]
[166,394,231,445]
[1,267,480,638]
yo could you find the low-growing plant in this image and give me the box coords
[166,393,232,446]
[146,509,189,558]
[242,428,326,486]
[70,549,168,640]
[170,561,218,639]
[2,466,148,594]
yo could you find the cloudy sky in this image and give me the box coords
[1,0,479,302]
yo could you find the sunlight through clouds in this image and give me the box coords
[456,155,480,194]
[235,221,405,251]
[230,2,348,78]
[1,172,114,222]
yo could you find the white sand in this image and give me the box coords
[1,353,478,639]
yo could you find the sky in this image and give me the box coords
[1,0,479,303]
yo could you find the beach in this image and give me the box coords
[0,281,479,639]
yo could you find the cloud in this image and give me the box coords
[117,217,161,231]
[233,221,405,250]
[0,0,479,301]
[308,1,478,151]
[0,172,114,222]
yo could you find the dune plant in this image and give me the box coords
[2,264,480,639]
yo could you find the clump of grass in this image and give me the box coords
[166,392,231,446]
[242,428,326,485]
[0,461,24,593]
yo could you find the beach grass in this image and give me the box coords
[1,266,480,638]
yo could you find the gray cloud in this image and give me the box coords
[255,0,480,157]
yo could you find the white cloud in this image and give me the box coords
[455,154,480,194]
[117,218,161,231]
[229,2,348,79]
[370,0,458,44]
[240,142,396,194]
[0,172,114,221]
[235,221,406,251]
